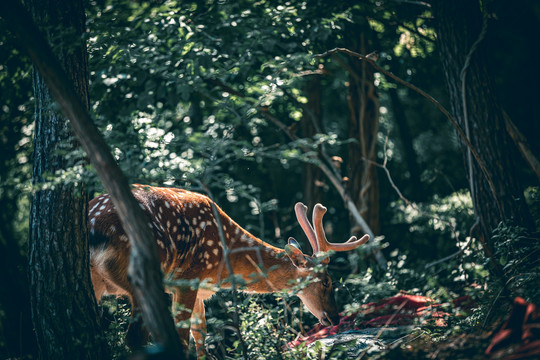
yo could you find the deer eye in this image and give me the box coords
[322,278,330,288]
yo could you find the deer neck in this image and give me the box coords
[219,213,302,294]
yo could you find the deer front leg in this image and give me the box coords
[191,298,207,359]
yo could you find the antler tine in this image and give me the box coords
[312,204,329,253]
[294,202,319,255]
[313,204,370,252]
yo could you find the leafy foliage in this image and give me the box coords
[1,0,539,358]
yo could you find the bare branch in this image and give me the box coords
[503,111,540,182]
[315,47,501,213]
[262,111,387,269]
[425,217,479,269]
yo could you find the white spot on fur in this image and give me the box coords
[207,240,214,246]
[212,248,219,256]
[90,244,109,271]
[90,203,100,213]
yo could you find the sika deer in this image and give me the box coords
[89,184,368,357]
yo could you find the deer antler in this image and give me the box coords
[294,202,319,255]
[312,204,369,253]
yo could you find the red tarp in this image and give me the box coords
[289,294,451,348]
[485,297,540,360]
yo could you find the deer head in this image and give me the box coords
[284,202,370,326]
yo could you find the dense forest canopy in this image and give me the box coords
[0,0,539,359]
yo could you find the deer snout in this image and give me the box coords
[321,311,340,326]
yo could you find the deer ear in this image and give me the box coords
[288,237,302,251]
[285,243,308,269]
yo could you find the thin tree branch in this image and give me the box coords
[315,47,501,215]
[262,110,387,270]
[425,217,479,269]
[503,111,540,182]
[198,182,248,360]
[366,135,469,269]
[357,299,410,359]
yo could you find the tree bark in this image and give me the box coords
[346,31,380,235]
[22,0,109,358]
[433,0,534,245]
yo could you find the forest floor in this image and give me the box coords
[290,295,540,360]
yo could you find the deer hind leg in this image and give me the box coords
[171,286,198,350]
[93,253,149,350]
[191,298,207,359]
[123,294,150,350]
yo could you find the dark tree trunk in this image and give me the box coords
[301,75,324,209]
[346,32,380,235]
[26,0,109,358]
[388,87,425,202]
[433,1,534,245]
[0,230,38,359]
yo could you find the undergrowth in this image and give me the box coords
[98,188,540,359]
